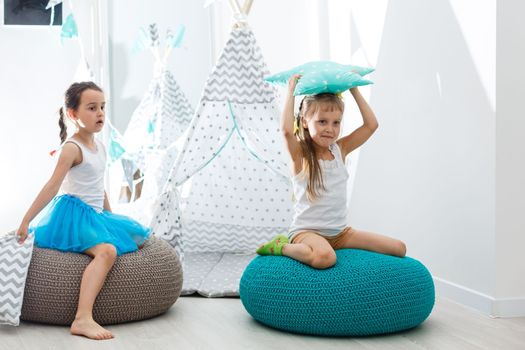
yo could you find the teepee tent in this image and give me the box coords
[111,24,193,219]
[150,0,294,296]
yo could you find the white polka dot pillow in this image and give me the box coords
[265,60,374,96]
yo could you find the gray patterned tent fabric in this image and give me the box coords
[112,67,193,229]
[181,252,256,297]
[123,68,193,173]
[114,26,194,224]
[151,25,294,296]
[152,26,293,253]
[115,23,193,211]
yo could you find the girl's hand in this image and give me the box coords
[16,222,29,244]
[287,74,301,95]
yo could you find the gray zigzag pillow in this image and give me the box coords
[0,231,34,326]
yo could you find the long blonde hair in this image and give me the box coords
[295,93,344,201]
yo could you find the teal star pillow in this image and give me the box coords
[265,61,374,96]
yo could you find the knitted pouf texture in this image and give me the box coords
[21,236,182,325]
[240,249,435,336]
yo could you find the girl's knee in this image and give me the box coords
[311,250,337,269]
[96,244,117,262]
[395,240,407,257]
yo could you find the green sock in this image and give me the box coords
[256,234,289,256]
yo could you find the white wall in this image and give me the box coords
[335,0,524,316]
[0,6,79,233]
[108,0,213,132]
[347,0,497,302]
[210,0,321,80]
[495,0,525,314]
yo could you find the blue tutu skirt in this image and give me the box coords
[30,194,151,256]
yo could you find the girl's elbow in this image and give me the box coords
[282,129,294,138]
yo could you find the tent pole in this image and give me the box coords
[228,0,242,15]
[242,0,253,16]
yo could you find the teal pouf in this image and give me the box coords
[240,249,434,336]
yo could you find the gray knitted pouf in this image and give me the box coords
[20,236,182,325]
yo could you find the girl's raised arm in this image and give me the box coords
[281,74,302,171]
[16,143,79,243]
[337,88,379,159]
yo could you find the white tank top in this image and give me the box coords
[61,138,106,212]
[289,143,349,236]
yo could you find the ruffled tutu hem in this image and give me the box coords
[30,195,151,256]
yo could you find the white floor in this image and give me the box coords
[1,296,524,350]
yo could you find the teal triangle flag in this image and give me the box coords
[61,14,78,43]
[108,128,126,164]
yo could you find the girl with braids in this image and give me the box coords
[257,74,406,268]
[16,82,150,340]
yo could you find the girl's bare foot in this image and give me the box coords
[70,317,114,340]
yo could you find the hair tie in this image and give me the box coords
[293,115,300,135]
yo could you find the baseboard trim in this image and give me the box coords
[492,297,525,318]
[433,277,525,318]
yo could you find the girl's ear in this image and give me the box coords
[302,117,308,130]
[66,108,77,121]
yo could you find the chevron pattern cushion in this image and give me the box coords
[240,249,435,336]
[0,232,34,326]
[20,236,182,325]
